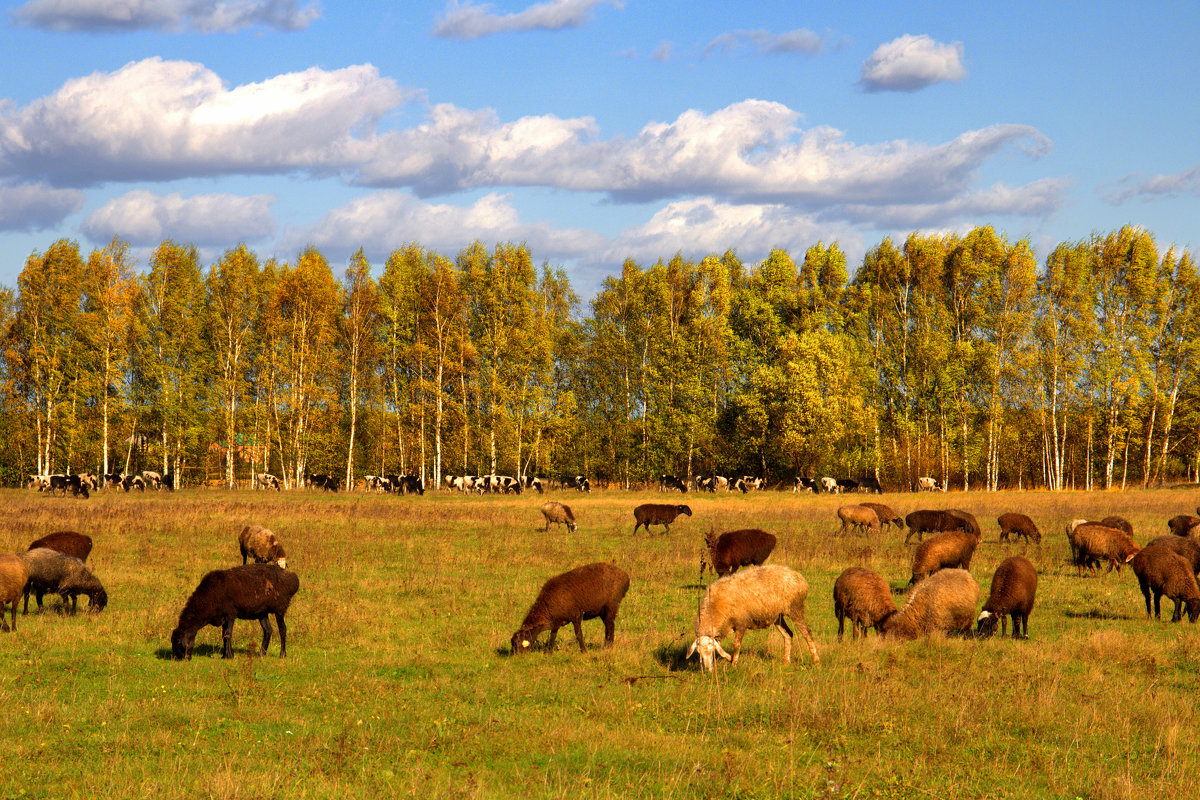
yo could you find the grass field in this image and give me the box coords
[2,486,1200,799]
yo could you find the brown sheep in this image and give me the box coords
[1099,515,1134,536]
[883,568,980,641]
[1167,515,1200,537]
[27,531,93,562]
[510,562,630,654]
[1130,546,1200,622]
[686,564,819,671]
[832,567,896,640]
[859,502,904,532]
[997,513,1042,545]
[909,528,981,584]
[976,555,1038,639]
[238,525,288,568]
[701,529,776,578]
[1146,535,1200,575]
[171,564,300,660]
[539,501,577,532]
[632,503,692,535]
[0,553,29,632]
[1071,523,1139,577]
[21,548,108,614]
[837,504,880,536]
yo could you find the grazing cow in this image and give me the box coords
[397,475,424,495]
[559,475,591,493]
[256,473,281,491]
[49,474,89,498]
[837,478,860,493]
[737,476,764,492]
[162,472,175,491]
[103,473,123,489]
[520,476,545,494]
[696,476,715,492]
[659,474,688,493]
[917,476,946,492]
[142,471,163,490]
[858,476,883,494]
[793,476,818,494]
[308,473,339,492]
[820,476,839,494]
[122,474,146,492]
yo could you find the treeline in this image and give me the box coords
[2,225,1197,491]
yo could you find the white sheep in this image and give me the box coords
[686,564,820,672]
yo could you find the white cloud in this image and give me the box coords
[280,191,605,262]
[835,178,1068,228]
[83,190,276,245]
[0,181,83,231]
[860,34,966,93]
[703,28,824,59]
[0,58,409,186]
[12,0,320,33]
[1105,165,1200,204]
[431,0,618,40]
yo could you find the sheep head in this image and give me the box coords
[679,505,693,517]
[510,625,543,655]
[170,627,194,660]
[1186,598,1200,624]
[567,520,578,533]
[975,610,999,638]
[87,588,108,612]
[686,635,731,672]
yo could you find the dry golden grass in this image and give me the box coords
[0,485,1199,798]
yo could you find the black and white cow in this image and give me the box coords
[558,474,590,493]
[836,478,859,493]
[256,473,282,491]
[820,476,839,494]
[308,473,340,492]
[49,474,89,498]
[793,476,817,493]
[857,476,883,494]
[916,476,946,492]
[659,474,688,493]
[104,472,124,489]
[123,474,146,492]
[396,475,424,495]
[738,476,764,492]
[142,470,163,490]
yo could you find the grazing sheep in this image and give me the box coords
[859,502,904,532]
[1146,535,1200,575]
[976,556,1038,639]
[837,504,880,536]
[883,568,980,641]
[1167,515,1200,537]
[903,508,975,544]
[0,553,29,632]
[687,564,819,671]
[539,501,578,532]
[1070,523,1139,577]
[701,529,776,578]
[509,562,629,654]
[997,512,1042,545]
[1099,515,1134,536]
[28,531,93,562]
[238,525,288,568]
[170,564,300,660]
[632,503,692,535]
[21,548,108,614]
[832,567,896,641]
[910,529,981,584]
[1130,546,1200,622]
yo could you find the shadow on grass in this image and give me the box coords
[1063,609,1136,621]
[153,643,225,661]
[652,641,700,672]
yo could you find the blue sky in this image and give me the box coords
[0,0,1196,300]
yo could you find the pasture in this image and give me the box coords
[2,486,1200,799]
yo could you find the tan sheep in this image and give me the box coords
[687,564,819,671]
[539,501,577,532]
[832,567,896,640]
[0,553,30,632]
[1071,523,1139,577]
[883,568,980,641]
[859,502,904,532]
[837,505,880,536]
[238,525,288,568]
[909,529,981,584]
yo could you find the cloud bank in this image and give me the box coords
[83,190,276,245]
[12,0,320,33]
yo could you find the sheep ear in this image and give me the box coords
[714,641,732,661]
[1125,552,1138,563]
[977,610,992,622]
[686,640,698,659]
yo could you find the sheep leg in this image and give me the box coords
[259,615,272,654]
[276,612,288,657]
[222,617,236,658]
[1153,591,1163,620]
[731,629,746,664]
[1171,599,1183,623]
[836,611,845,642]
[547,624,560,651]
[1138,580,1152,617]
[1000,616,1008,637]
[602,610,616,648]
[776,618,794,664]
[21,587,29,615]
[572,620,586,652]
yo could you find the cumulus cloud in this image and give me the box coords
[703,28,824,59]
[859,34,966,92]
[0,181,83,231]
[0,57,410,186]
[280,191,605,262]
[12,0,320,33]
[834,177,1068,228]
[358,99,1052,214]
[1104,165,1200,204]
[83,190,276,246]
[431,0,618,40]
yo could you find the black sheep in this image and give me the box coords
[701,529,776,577]
[171,564,300,660]
[904,508,976,544]
[510,563,630,654]
[632,503,692,534]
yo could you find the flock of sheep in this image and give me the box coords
[514,498,1200,672]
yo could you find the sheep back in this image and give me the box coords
[883,568,980,641]
[1099,515,1134,536]
[171,564,300,659]
[910,529,980,584]
[511,562,630,653]
[832,566,896,640]
[703,529,776,577]
[1146,535,1200,575]
[28,531,93,562]
[0,553,29,631]
[1071,524,1139,575]
[997,513,1041,544]
[977,555,1037,638]
[238,525,288,568]
[1130,546,1200,622]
